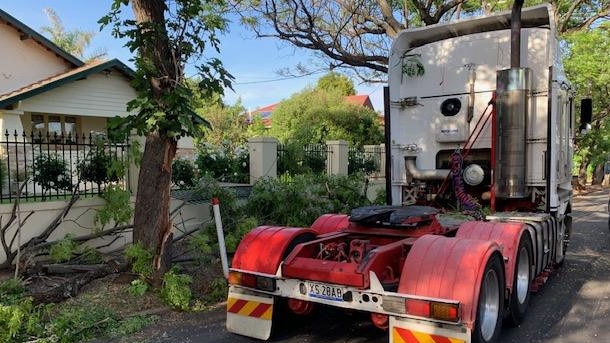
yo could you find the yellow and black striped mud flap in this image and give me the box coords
[226,286,274,340]
[390,316,470,343]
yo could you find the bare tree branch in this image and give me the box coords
[234,0,609,83]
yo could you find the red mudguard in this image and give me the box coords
[310,214,349,235]
[232,226,317,274]
[398,235,501,329]
[457,220,529,294]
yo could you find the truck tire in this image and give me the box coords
[473,253,505,343]
[509,233,532,325]
[557,215,571,265]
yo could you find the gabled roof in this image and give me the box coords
[0,8,84,67]
[0,59,134,109]
[250,103,279,119]
[345,95,374,109]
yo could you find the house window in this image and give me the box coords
[31,114,45,140]
[64,117,77,139]
[30,114,79,143]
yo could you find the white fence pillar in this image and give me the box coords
[248,137,278,184]
[326,140,348,176]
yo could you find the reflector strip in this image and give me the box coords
[393,327,465,343]
[227,297,272,320]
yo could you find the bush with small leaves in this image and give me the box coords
[32,153,73,194]
[95,184,133,229]
[128,279,150,297]
[78,145,121,185]
[49,235,79,263]
[124,243,154,279]
[46,305,118,343]
[195,143,248,183]
[161,269,193,311]
[204,277,228,305]
[0,279,44,343]
[172,158,198,189]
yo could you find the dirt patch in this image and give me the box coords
[59,272,167,318]
[1,257,227,342]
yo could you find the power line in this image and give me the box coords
[233,70,327,85]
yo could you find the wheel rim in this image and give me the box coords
[516,246,530,304]
[480,268,500,341]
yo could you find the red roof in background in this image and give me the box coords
[248,95,378,128]
[251,103,279,116]
[345,95,374,110]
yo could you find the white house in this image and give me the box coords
[0,8,195,152]
[0,9,137,139]
[0,8,207,266]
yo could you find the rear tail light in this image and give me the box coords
[406,299,431,317]
[430,302,459,322]
[383,295,460,323]
[405,299,459,322]
[228,270,276,292]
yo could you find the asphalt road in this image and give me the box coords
[130,189,610,343]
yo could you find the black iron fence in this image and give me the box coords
[277,143,330,175]
[0,130,131,203]
[276,143,384,177]
[348,145,384,176]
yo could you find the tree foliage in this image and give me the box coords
[101,1,233,140]
[268,89,383,146]
[315,72,356,96]
[41,8,107,61]
[196,96,248,150]
[563,23,610,181]
[234,0,610,82]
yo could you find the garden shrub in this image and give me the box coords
[125,242,154,279]
[161,269,193,311]
[244,174,372,227]
[195,142,248,183]
[172,158,198,189]
[32,153,73,193]
[77,141,121,186]
[348,149,378,175]
[277,142,327,176]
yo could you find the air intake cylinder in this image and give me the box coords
[494,68,531,198]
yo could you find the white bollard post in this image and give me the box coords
[212,197,229,279]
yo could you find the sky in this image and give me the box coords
[1,0,385,112]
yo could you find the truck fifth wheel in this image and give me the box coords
[226,2,592,343]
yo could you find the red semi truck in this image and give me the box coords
[226,2,591,342]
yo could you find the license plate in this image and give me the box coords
[307,282,344,301]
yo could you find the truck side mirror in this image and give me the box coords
[580,98,592,133]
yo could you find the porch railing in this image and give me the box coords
[0,130,131,203]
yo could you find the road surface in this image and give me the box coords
[121,188,610,343]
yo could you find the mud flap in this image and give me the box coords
[389,316,470,343]
[226,286,274,340]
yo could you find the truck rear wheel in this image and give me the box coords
[509,233,532,325]
[473,253,504,343]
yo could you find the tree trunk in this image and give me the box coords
[130,0,179,286]
[578,156,589,186]
[28,259,128,304]
[133,133,176,286]
[592,164,604,185]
